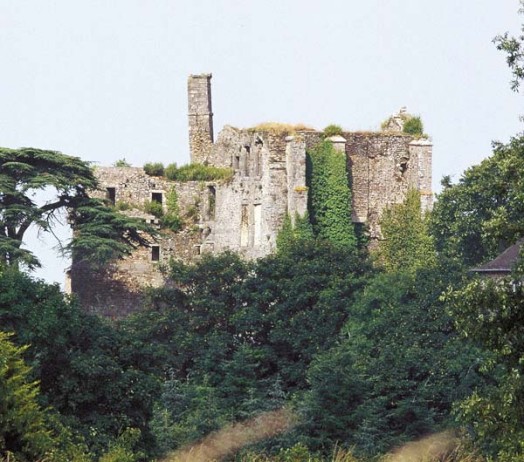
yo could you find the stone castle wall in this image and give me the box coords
[69,75,432,317]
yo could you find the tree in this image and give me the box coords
[0,147,153,269]
[447,274,524,460]
[276,213,314,254]
[0,269,160,457]
[299,265,483,457]
[0,331,55,461]
[493,0,524,92]
[376,189,436,274]
[430,134,524,266]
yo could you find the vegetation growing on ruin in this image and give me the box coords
[162,188,182,231]
[143,200,164,218]
[402,115,424,136]
[276,213,314,253]
[375,189,436,274]
[143,162,165,176]
[323,124,344,137]
[143,162,234,182]
[306,140,357,249]
[165,163,234,181]
[248,122,314,136]
[113,158,132,167]
[381,113,425,137]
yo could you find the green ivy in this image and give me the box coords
[162,188,182,232]
[306,140,356,250]
[276,213,314,253]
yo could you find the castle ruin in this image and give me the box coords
[68,74,432,318]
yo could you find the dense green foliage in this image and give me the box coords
[0,148,153,269]
[143,162,165,177]
[275,213,314,253]
[118,242,369,456]
[377,189,436,274]
[430,134,524,266]
[447,275,524,460]
[0,269,160,458]
[0,332,55,461]
[306,141,356,249]
[299,265,482,456]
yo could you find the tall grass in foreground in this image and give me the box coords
[164,409,295,462]
[161,409,484,462]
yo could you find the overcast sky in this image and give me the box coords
[1,0,523,285]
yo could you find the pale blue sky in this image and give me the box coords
[1,1,522,285]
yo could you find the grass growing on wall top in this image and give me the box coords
[143,162,234,182]
[249,122,315,136]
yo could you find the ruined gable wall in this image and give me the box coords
[207,128,307,258]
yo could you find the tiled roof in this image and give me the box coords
[471,239,524,273]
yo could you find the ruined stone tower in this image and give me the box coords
[69,75,432,318]
[188,74,214,164]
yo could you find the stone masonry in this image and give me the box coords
[69,73,432,318]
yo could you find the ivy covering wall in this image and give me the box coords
[306,140,357,250]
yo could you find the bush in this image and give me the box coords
[115,201,131,211]
[323,124,343,137]
[165,163,234,182]
[144,162,165,177]
[114,158,132,167]
[162,188,182,232]
[144,200,164,218]
[403,116,424,136]
[164,163,179,180]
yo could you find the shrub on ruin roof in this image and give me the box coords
[113,158,132,167]
[323,124,344,137]
[144,162,165,177]
[165,163,233,182]
[403,116,424,136]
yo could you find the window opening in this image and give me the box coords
[240,205,249,247]
[106,187,116,205]
[207,186,216,219]
[151,192,163,204]
[151,245,160,261]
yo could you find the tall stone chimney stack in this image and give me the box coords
[188,73,214,164]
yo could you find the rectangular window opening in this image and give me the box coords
[151,192,163,204]
[106,187,116,205]
[207,186,216,219]
[151,245,160,261]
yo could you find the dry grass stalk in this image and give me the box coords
[164,409,296,462]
